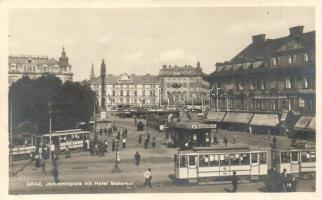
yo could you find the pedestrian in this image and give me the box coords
[134,151,141,166]
[124,128,128,138]
[38,146,43,160]
[231,171,238,192]
[224,136,228,147]
[139,134,142,144]
[65,145,71,159]
[232,134,236,144]
[117,130,121,140]
[152,136,156,148]
[144,137,148,149]
[273,136,277,148]
[214,136,218,144]
[112,139,116,151]
[52,167,59,183]
[83,140,88,151]
[144,168,152,188]
[249,126,252,135]
[50,143,55,159]
[147,132,151,143]
[282,168,288,190]
[122,137,126,148]
[134,115,137,126]
[35,153,40,168]
[104,140,108,153]
[94,143,98,156]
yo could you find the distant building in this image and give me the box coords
[207,26,315,115]
[159,62,210,107]
[8,47,73,85]
[90,70,160,108]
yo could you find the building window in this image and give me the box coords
[134,91,137,96]
[272,57,277,66]
[303,77,308,89]
[286,78,292,89]
[112,91,115,96]
[120,91,123,96]
[304,53,309,63]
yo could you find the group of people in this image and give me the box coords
[138,131,156,149]
[267,168,297,192]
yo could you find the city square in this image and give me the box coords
[6,5,316,195]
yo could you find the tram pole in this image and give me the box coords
[48,102,52,159]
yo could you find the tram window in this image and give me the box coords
[230,154,240,165]
[209,155,219,166]
[199,155,209,167]
[189,156,196,166]
[251,153,258,163]
[291,152,299,161]
[175,155,179,167]
[240,153,250,165]
[310,152,316,162]
[220,154,229,166]
[259,153,266,164]
[301,152,310,163]
[281,152,290,163]
[180,155,187,167]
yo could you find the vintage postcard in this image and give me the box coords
[1,0,321,199]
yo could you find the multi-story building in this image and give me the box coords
[159,62,210,106]
[207,26,315,115]
[90,66,160,108]
[8,47,73,85]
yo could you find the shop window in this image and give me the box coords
[310,152,316,162]
[286,79,292,89]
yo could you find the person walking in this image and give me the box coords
[213,136,218,144]
[152,136,156,148]
[104,140,108,153]
[65,145,71,159]
[138,134,142,144]
[232,134,236,144]
[144,168,152,188]
[52,167,59,183]
[144,136,148,149]
[273,136,277,148]
[147,132,151,143]
[231,171,238,192]
[134,152,141,166]
[224,136,228,147]
[282,168,288,190]
[122,137,126,148]
[117,130,121,140]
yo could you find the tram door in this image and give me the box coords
[187,155,198,178]
[250,153,259,175]
[290,151,300,174]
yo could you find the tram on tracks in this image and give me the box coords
[174,145,315,183]
[40,129,90,151]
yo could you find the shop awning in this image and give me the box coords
[280,110,289,121]
[206,111,226,122]
[250,114,279,127]
[294,116,312,130]
[222,112,254,124]
[169,122,216,130]
[306,117,315,131]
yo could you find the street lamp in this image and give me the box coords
[112,139,121,173]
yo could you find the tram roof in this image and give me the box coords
[176,145,269,154]
[42,129,90,137]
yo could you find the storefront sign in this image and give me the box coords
[254,95,287,99]
[191,124,216,129]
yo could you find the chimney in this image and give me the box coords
[289,26,304,38]
[252,34,266,44]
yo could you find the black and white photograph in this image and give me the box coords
[1,0,320,198]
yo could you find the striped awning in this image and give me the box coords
[250,114,279,127]
[222,112,254,124]
[294,116,313,130]
[206,111,226,122]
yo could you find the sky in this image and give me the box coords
[9,7,315,81]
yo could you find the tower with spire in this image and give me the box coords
[90,63,95,80]
[196,61,202,72]
[100,59,106,111]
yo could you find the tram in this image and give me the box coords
[174,146,269,183]
[40,129,90,151]
[272,148,316,178]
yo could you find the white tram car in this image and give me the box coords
[174,146,269,182]
[272,148,315,177]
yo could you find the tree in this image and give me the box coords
[9,74,94,135]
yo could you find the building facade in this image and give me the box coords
[90,66,160,108]
[159,62,210,106]
[207,26,315,116]
[8,47,73,85]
